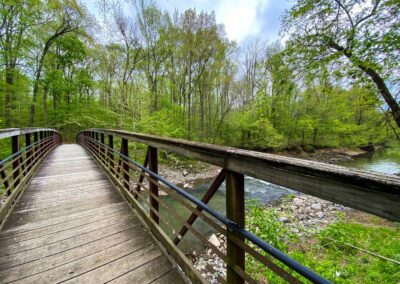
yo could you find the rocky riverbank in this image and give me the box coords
[277,147,368,164]
[159,164,220,188]
[269,194,348,234]
[0,195,6,208]
[192,194,350,283]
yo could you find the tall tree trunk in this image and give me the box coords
[43,84,49,126]
[199,84,204,141]
[4,67,14,127]
[358,65,400,128]
[329,41,400,128]
[30,61,44,127]
[53,92,57,110]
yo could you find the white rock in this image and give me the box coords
[182,170,189,176]
[293,198,303,206]
[208,234,221,247]
[311,203,322,210]
[279,216,289,223]
[183,183,191,189]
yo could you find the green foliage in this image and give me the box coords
[140,105,186,138]
[0,0,397,148]
[282,0,400,128]
[246,200,295,251]
[245,202,400,283]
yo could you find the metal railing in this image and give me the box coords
[77,129,400,284]
[0,128,61,225]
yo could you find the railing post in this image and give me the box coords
[148,146,159,224]
[90,131,94,149]
[108,135,114,174]
[11,135,20,187]
[25,133,32,172]
[33,132,38,159]
[121,138,129,191]
[95,132,99,155]
[100,132,105,160]
[39,131,44,158]
[226,170,245,284]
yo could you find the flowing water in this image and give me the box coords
[338,146,400,175]
[159,177,295,252]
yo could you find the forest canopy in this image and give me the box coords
[0,0,399,148]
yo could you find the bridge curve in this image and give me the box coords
[0,144,184,283]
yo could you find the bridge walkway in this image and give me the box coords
[0,144,184,284]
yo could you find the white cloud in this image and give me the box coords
[214,0,269,42]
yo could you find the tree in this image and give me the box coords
[136,0,170,113]
[29,0,85,126]
[282,0,400,127]
[0,0,41,126]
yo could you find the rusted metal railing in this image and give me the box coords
[0,128,61,225]
[77,129,400,284]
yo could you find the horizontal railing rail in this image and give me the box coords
[0,128,61,225]
[0,128,57,139]
[77,129,397,283]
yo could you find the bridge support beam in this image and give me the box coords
[226,170,245,284]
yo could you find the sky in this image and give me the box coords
[158,0,294,43]
[82,0,294,44]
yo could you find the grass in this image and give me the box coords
[245,201,400,283]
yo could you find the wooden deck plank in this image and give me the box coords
[0,218,138,268]
[14,190,119,211]
[0,214,136,255]
[4,198,124,227]
[0,205,129,243]
[0,230,151,283]
[0,202,126,236]
[0,144,182,283]
[108,256,173,284]
[151,269,186,284]
[18,243,159,284]
[12,193,121,214]
[61,245,163,284]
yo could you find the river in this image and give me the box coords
[337,146,400,175]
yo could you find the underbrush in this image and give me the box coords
[245,201,400,283]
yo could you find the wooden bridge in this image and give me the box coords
[0,128,399,284]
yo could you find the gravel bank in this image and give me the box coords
[192,194,350,283]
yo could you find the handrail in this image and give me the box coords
[77,129,352,284]
[0,128,61,225]
[0,128,59,139]
[78,128,400,221]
